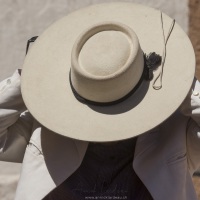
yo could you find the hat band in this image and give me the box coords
[69,52,161,106]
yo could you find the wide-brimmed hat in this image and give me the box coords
[21,2,195,142]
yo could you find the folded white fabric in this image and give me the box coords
[180,78,200,128]
[0,70,33,162]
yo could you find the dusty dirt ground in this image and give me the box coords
[189,0,200,77]
[193,176,200,198]
[189,0,200,198]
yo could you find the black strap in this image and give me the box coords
[25,36,38,55]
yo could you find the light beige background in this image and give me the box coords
[0,0,189,199]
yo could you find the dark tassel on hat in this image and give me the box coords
[144,52,162,80]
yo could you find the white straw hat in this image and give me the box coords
[21,2,195,142]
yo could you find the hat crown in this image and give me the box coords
[79,30,131,76]
[71,22,144,103]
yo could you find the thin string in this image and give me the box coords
[152,12,175,90]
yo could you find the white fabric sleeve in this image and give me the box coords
[180,78,200,173]
[0,70,33,163]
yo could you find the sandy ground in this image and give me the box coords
[193,176,200,199]
[189,0,200,77]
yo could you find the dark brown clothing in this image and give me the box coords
[43,137,153,200]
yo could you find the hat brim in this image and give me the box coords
[21,2,195,142]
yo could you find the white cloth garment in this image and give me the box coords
[0,70,200,200]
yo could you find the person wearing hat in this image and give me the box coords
[0,2,200,200]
